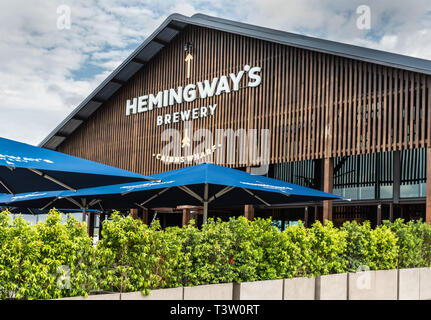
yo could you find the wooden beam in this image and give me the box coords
[110,78,126,85]
[91,97,106,104]
[152,38,170,46]
[132,57,148,65]
[166,24,184,32]
[323,157,334,224]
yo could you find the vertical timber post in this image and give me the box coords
[142,208,148,225]
[304,206,309,227]
[203,183,209,224]
[182,208,191,227]
[99,212,106,239]
[244,205,255,221]
[393,151,400,204]
[323,157,334,224]
[130,208,139,219]
[87,211,95,238]
[244,166,255,221]
[377,203,382,225]
[389,203,394,222]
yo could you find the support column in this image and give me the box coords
[389,203,394,222]
[244,205,255,221]
[304,206,309,227]
[244,167,255,221]
[377,203,382,225]
[130,208,139,219]
[99,213,106,239]
[87,212,95,238]
[182,208,191,227]
[178,206,202,226]
[142,208,148,225]
[393,151,401,204]
[322,157,334,224]
[427,148,431,223]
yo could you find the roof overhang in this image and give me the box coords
[40,13,431,150]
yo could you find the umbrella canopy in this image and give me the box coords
[0,137,156,194]
[0,163,342,223]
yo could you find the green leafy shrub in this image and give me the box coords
[93,212,184,293]
[93,212,154,294]
[0,210,42,299]
[0,209,94,299]
[341,221,398,272]
[383,219,431,268]
[170,217,303,286]
[2,209,431,299]
[176,217,237,286]
[421,222,431,267]
[305,221,348,275]
[280,221,311,277]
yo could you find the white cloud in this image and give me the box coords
[0,0,430,146]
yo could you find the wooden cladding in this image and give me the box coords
[57,25,431,175]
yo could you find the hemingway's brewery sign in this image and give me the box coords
[125,65,261,126]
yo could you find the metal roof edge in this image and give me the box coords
[39,13,193,148]
[190,13,431,75]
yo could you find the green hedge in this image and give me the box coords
[1,209,431,299]
[0,210,95,299]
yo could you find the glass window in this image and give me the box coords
[380,185,393,199]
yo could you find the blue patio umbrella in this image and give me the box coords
[0,163,342,223]
[0,137,156,195]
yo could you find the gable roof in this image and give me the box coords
[40,13,431,150]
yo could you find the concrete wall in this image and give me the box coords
[59,293,121,300]
[284,276,315,300]
[419,267,431,300]
[233,279,284,300]
[399,268,420,300]
[315,273,348,300]
[121,287,183,300]
[183,283,233,300]
[56,267,431,300]
[348,269,397,300]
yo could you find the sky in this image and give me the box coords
[0,0,430,146]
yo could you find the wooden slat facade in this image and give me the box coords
[57,25,431,176]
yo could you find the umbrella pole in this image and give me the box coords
[82,206,86,222]
[203,183,208,224]
[81,198,87,222]
[203,201,208,224]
